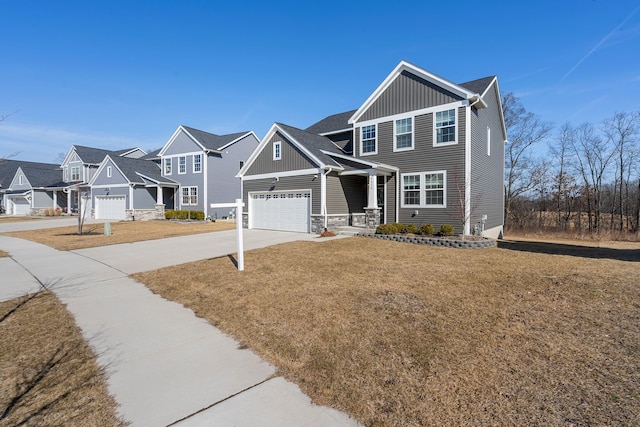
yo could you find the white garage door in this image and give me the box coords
[95,196,126,220]
[249,191,311,233]
[10,198,30,216]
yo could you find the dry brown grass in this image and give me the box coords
[0,291,126,426]
[4,220,236,251]
[0,250,7,258]
[133,236,640,427]
[0,217,42,223]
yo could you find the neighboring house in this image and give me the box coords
[238,60,506,238]
[60,145,147,215]
[0,160,67,215]
[158,125,259,219]
[89,154,178,220]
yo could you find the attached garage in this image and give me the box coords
[95,195,126,220]
[9,197,31,216]
[249,190,311,233]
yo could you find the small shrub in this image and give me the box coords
[376,223,398,235]
[402,224,418,234]
[439,224,455,236]
[418,224,434,236]
[390,222,404,234]
[165,210,205,220]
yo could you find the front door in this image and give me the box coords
[377,183,385,224]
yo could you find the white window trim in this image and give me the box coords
[163,158,172,175]
[193,154,202,173]
[106,166,112,178]
[181,186,198,206]
[178,156,187,174]
[433,107,458,147]
[19,175,23,185]
[71,166,81,181]
[360,124,378,156]
[487,126,491,156]
[400,170,447,208]
[393,116,415,152]
[273,141,282,160]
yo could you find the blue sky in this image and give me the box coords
[1,0,639,163]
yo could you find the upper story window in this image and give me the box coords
[487,126,491,156]
[106,166,112,178]
[401,171,446,208]
[361,125,377,155]
[273,141,282,160]
[18,175,23,185]
[193,154,202,173]
[71,166,81,181]
[178,156,186,174]
[164,158,172,175]
[434,108,457,145]
[64,167,68,181]
[394,117,413,151]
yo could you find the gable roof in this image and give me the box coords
[91,155,177,186]
[0,159,61,189]
[349,60,487,124]
[305,110,357,135]
[459,76,496,95]
[181,126,255,151]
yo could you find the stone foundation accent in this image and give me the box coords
[351,213,366,227]
[358,233,496,249]
[126,208,164,221]
[364,207,381,232]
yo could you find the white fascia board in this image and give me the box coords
[242,168,322,181]
[237,123,279,177]
[318,128,352,136]
[60,146,77,168]
[217,131,259,151]
[159,126,206,157]
[349,60,478,124]
[89,155,131,186]
[275,126,326,168]
[119,147,147,157]
[320,150,397,172]
[490,78,508,142]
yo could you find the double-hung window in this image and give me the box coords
[178,156,186,174]
[193,154,202,173]
[401,171,446,208]
[163,158,172,175]
[361,125,377,155]
[435,108,456,145]
[71,166,81,181]
[181,186,198,206]
[394,117,413,151]
[273,141,282,160]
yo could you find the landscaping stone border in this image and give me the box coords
[357,233,496,249]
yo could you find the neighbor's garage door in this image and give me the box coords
[10,198,30,216]
[95,195,126,220]
[249,191,310,233]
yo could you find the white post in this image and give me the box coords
[367,171,378,208]
[235,198,244,271]
[211,199,245,271]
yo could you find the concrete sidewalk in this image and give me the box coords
[0,230,360,426]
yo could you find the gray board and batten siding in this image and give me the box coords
[244,131,317,176]
[359,71,464,122]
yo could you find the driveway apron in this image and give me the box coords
[0,231,359,426]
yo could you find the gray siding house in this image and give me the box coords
[60,145,147,215]
[238,61,506,238]
[158,126,259,219]
[89,155,179,220]
[0,160,67,216]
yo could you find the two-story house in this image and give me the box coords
[237,61,506,238]
[60,145,147,216]
[158,126,259,219]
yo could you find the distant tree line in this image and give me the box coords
[503,94,640,236]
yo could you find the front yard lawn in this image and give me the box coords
[0,291,126,426]
[133,236,640,426]
[3,220,235,251]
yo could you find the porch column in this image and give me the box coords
[367,171,378,208]
[156,185,164,205]
[52,190,58,208]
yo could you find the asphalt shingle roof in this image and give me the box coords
[182,126,251,151]
[305,110,357,135]
[459,76,495,95]
[0,159,61,188]
[275,123,345,168]
[108,155,172,184]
